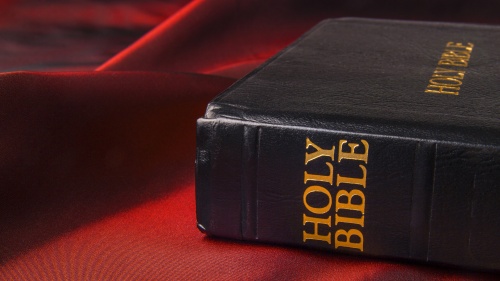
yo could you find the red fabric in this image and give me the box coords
[1,0,499,279]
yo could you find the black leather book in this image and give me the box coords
[195,18,500,271]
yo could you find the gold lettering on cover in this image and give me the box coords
[438,59,468,67]
[424,85,460,95]
[334,229,364,251]
[431,69,465,83]
[446,42,474,51]
[305,138,335,164]
[303,214,332,244]
[441,51,471,60]
[430,74,464,85]
[425,42,474,95]
[433,67,465,76]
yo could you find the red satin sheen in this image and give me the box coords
[97,0,339,77]
[1,0,499,280]
[4,186,492,280]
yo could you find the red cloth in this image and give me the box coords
[1,0,499,279]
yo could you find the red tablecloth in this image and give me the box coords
[1,1,498,279]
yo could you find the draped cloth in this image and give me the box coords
[1,1,498,279]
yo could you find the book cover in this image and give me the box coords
[196,18,500,271]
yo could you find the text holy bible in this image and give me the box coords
[195,18,500,271]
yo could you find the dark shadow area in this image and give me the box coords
[311,0,500,24]
[0,0,191,72]
[0,71,235,263]
[203,236,500,279]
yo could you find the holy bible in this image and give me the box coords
[195,18,500,271]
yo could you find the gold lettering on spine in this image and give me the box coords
[302,138,335,245]
[303,185,332,214]
[334,139,368,251]
[338,140,369,163]
[334,229,364,251]
[335,189,365,227]
[337,165,367,187]
[335,189,365,213]
[335,214,364,228]
[303,214,331,244]
[304,162,333,185]
[305,138,335,164]
[302,137,370,252]
[425,42,474,95]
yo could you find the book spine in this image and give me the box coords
[196,117,500,271]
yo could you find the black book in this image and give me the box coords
[195,18,500,271]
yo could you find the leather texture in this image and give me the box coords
[197,18,500,271]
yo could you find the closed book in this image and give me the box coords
[195,18,500,271]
